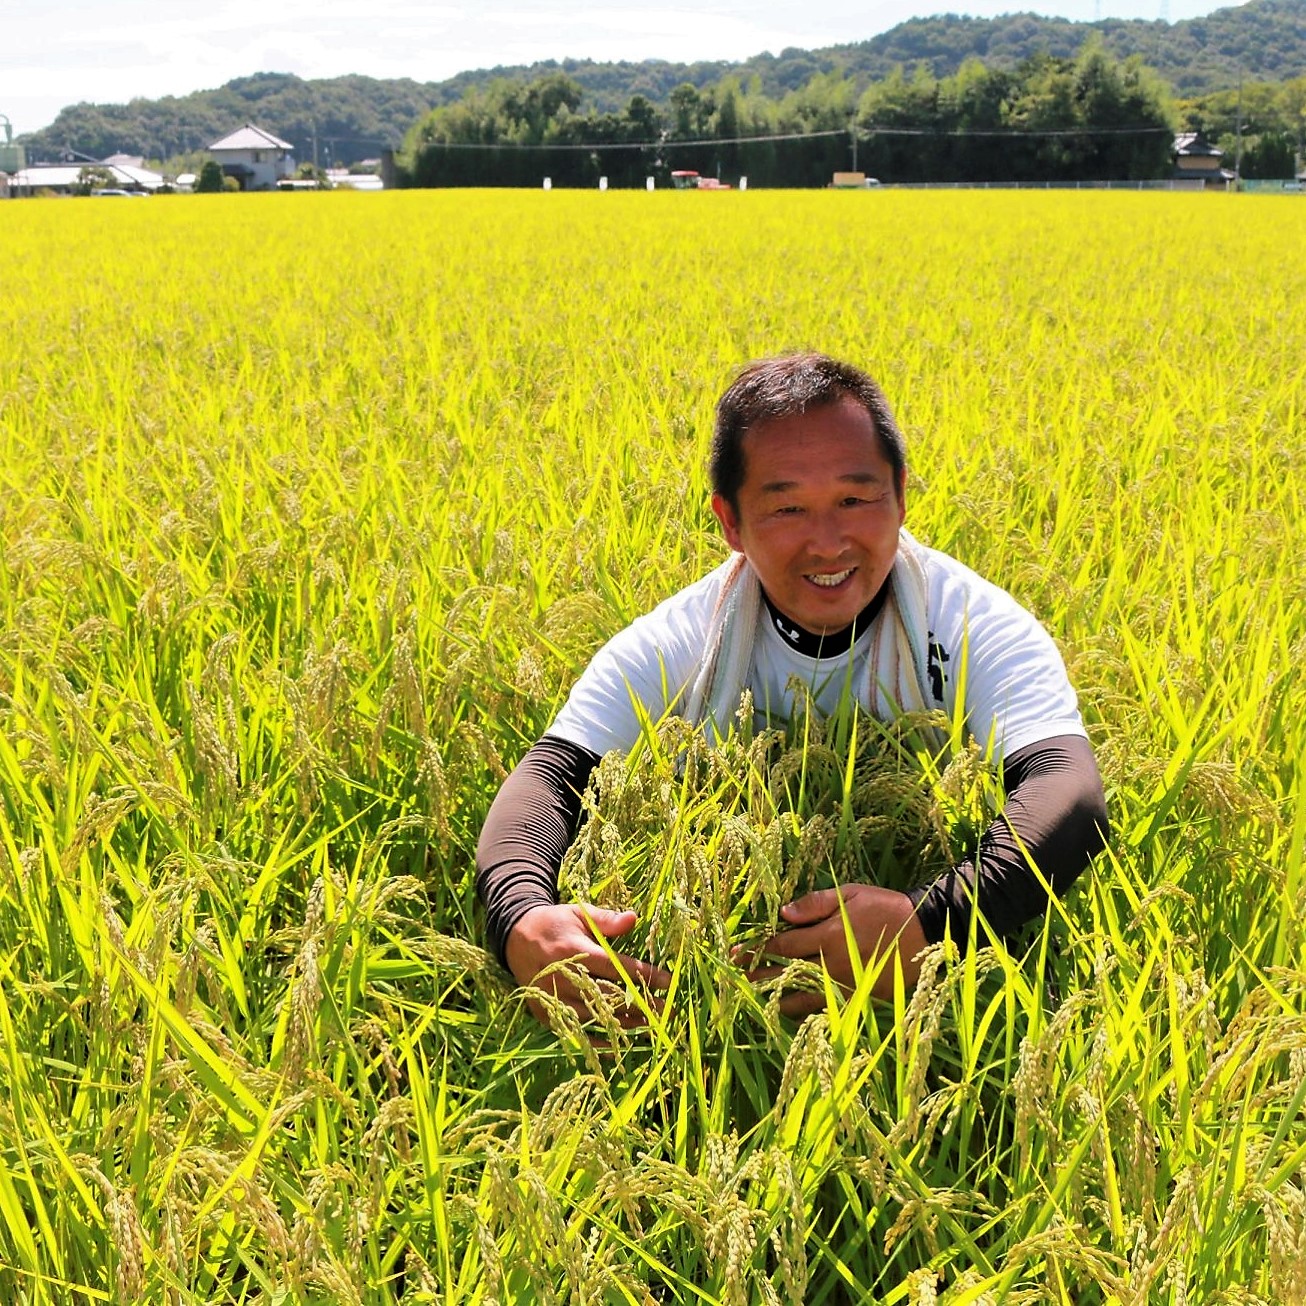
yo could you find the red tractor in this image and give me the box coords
[670,170,732,190]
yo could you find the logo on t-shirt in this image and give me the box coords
[927,632,950,702]
[772,612,803,645]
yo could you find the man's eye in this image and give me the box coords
[776,505,803,515]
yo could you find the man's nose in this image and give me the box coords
[807,511,846,557]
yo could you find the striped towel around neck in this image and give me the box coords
[682,529,940,746]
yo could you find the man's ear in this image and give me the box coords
[711,493,745,553]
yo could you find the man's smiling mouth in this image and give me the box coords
[806,568,855,588]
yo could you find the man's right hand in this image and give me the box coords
[505,902,672,1027]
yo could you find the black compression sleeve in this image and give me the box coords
[475,734,601,967]
[908,734,1108,946]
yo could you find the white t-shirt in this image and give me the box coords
[550,541,1087,762]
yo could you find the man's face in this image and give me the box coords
[711,396,906,634]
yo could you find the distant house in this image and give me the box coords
[208,124,295,191]
[1172,132,1235,190]
[7,160,165,196]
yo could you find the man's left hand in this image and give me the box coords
[741,884,926,1016]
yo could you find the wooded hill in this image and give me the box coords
[431,0,1304,105]
[18,0,1304,168]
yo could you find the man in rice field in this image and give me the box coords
[476,352,1108,1022]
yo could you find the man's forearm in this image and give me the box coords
[474,734,601,966]
[909,734,1109,946]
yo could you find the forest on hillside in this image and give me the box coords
[19,73,430,168]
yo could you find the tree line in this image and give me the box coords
[399,45,1187,189]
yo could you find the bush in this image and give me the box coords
[194,160,224,193]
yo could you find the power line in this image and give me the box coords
[861,124,1173,137]
[417,122,1173,152]
[418,128,845,152]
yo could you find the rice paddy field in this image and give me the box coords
[1,186,1304,1303]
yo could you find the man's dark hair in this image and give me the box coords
[710,353,907,511]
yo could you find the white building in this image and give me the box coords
[8,160,165,195]
[208,124,295,191]
[325,168,384,191]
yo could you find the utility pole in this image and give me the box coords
[1234,72,1243,185]
[1154,0,1168,65]
[850,117,858,173]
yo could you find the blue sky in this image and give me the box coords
[2,0,1224,136]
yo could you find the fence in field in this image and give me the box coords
[886,177,1303,192]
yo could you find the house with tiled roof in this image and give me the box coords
[1172,132,1235,190]
[208,124,295,191]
